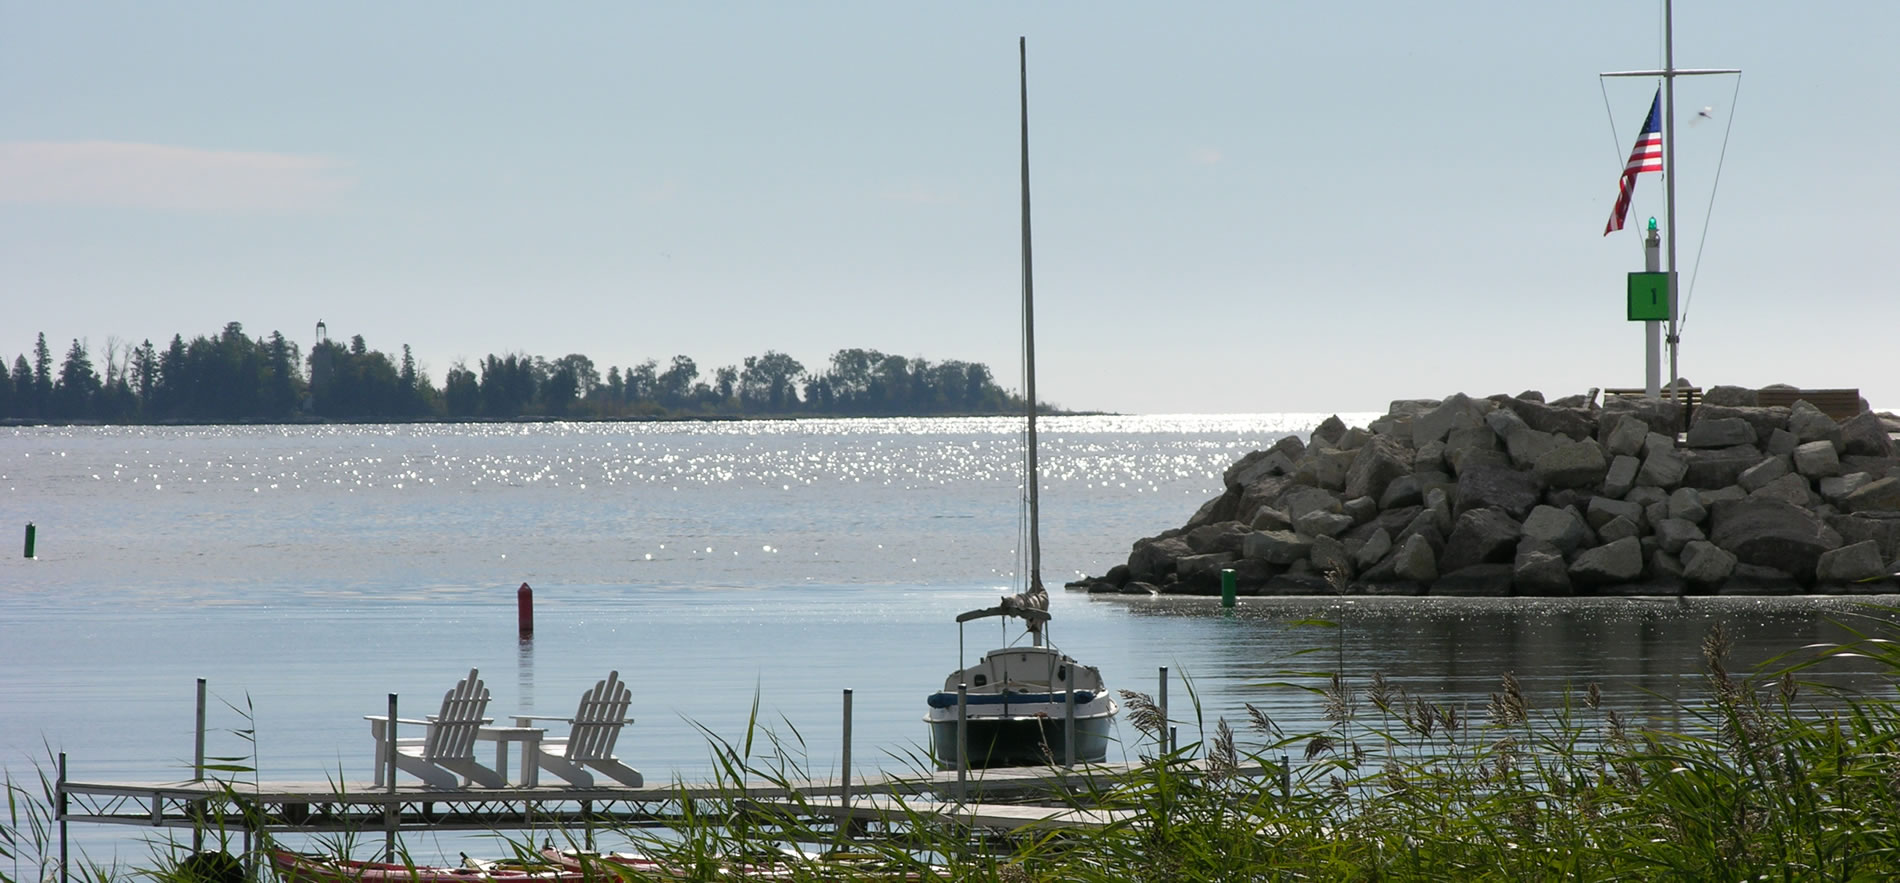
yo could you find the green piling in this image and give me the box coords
[1220,568,1236,608]
[23,522,34,559]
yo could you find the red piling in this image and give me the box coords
[517,582,534,639]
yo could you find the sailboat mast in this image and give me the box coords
[1019,37,1042,596]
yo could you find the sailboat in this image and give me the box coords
[922,38,1118,771]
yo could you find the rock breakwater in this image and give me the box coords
[1076,387,1900,597]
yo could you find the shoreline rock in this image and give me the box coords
[1073,388,1900,598]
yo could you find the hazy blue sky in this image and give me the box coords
[3,2,1894,414]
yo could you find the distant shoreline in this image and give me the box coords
[0,409,1115,430]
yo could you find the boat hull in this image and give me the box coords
[926,707,1115,769]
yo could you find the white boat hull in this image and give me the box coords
[924,690,1117,769]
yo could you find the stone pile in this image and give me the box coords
[1077,387,1900,597]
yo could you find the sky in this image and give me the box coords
[3,1,1895,415]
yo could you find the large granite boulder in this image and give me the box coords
[1502,397,1595,441]
[1667,487,1708,523]
[1236,475,1295,525]
[1488,408,1557,468]
[1682,445,1765,489]
[1309,534,1354,579]
[1821,473,1876,504]
[1599,395,1686,437]
[1295,509,1355,539]
[1586,496,1646,532]
[1521,504,1590,555]
[1709,498,1844,584]
[1737,456,1791,493]
[1652,517,1707,555]
[1686,417,1757,449]
[1445,426,1504,475]
[1378,474,1423,509]
[1681,540,1739,588]
[1176,552,1239,584]
[1242,529,1312,565]
[1695,404,1790,447]
[1129,536,1194,581]
[1750,472,1816,507]
[1352,528,1394,570]
[1440,508,1524,572]
[1570,537,1645,586]
[1703,385,1758,407]
[1841,411,1895,458]
[1603,454,1640,499]
[1224,435,1307,488]
[1815,540,1886,584]
[1794,441,1842,478]
[1455,462,1542,519]
[1344,434,1414,503]
[1280,486,1345,523]
[1391,533,1438,583]
[1535,439,1609,489]
[1602,414,1650,458]
[1184,521,1253,555]
[1310,415,1349,448]
[1825,513,1900,564]
[1788,401,1845,450]
[1842,477,1900,514]
[1411,394,1485,447]
[1513,540,1572,595]
[1294,448,1357,491]
[1635,448,1688,489]
[1182,488,1240,531]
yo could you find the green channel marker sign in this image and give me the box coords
[1627,271,1670,321]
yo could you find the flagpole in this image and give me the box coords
[1602,0,1738,407]
[1662,0,1680,404]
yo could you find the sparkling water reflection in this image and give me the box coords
[3,416,1895,865]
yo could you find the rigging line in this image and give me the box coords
[1680,72,1743,334]
[1599,78,1625,168]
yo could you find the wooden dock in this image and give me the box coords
[58,761,1181,836]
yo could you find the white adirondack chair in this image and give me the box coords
[515,671,643,788]
[367,668,506,789]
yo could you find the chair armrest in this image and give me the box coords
[364,715,437,726]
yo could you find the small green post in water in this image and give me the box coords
[1220,568,1236,608]
[24,522,35,559]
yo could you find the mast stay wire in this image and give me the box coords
[1681,72,1743,334]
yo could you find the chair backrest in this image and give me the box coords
[423,668,490,761]
[563,671,632,761]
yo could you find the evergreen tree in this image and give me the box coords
[132,340,158,411]
[53,339,101,419]
[31,333,53,415]
[443,363,480,417]
[9,356,31,418]
[262,332,298,418]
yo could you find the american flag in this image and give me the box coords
[1604,88,1663,235]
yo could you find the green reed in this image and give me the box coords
[16,613,1900,880]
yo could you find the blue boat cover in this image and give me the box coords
[926,690,1096,709]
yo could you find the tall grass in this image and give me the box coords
[14,617,1900,880]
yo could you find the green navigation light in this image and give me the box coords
[1647,217,1658,232]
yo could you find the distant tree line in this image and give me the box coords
[0,324,1041,423]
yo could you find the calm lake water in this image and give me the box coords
[3,416,1895,866]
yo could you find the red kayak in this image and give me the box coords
[271,849,584,882]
